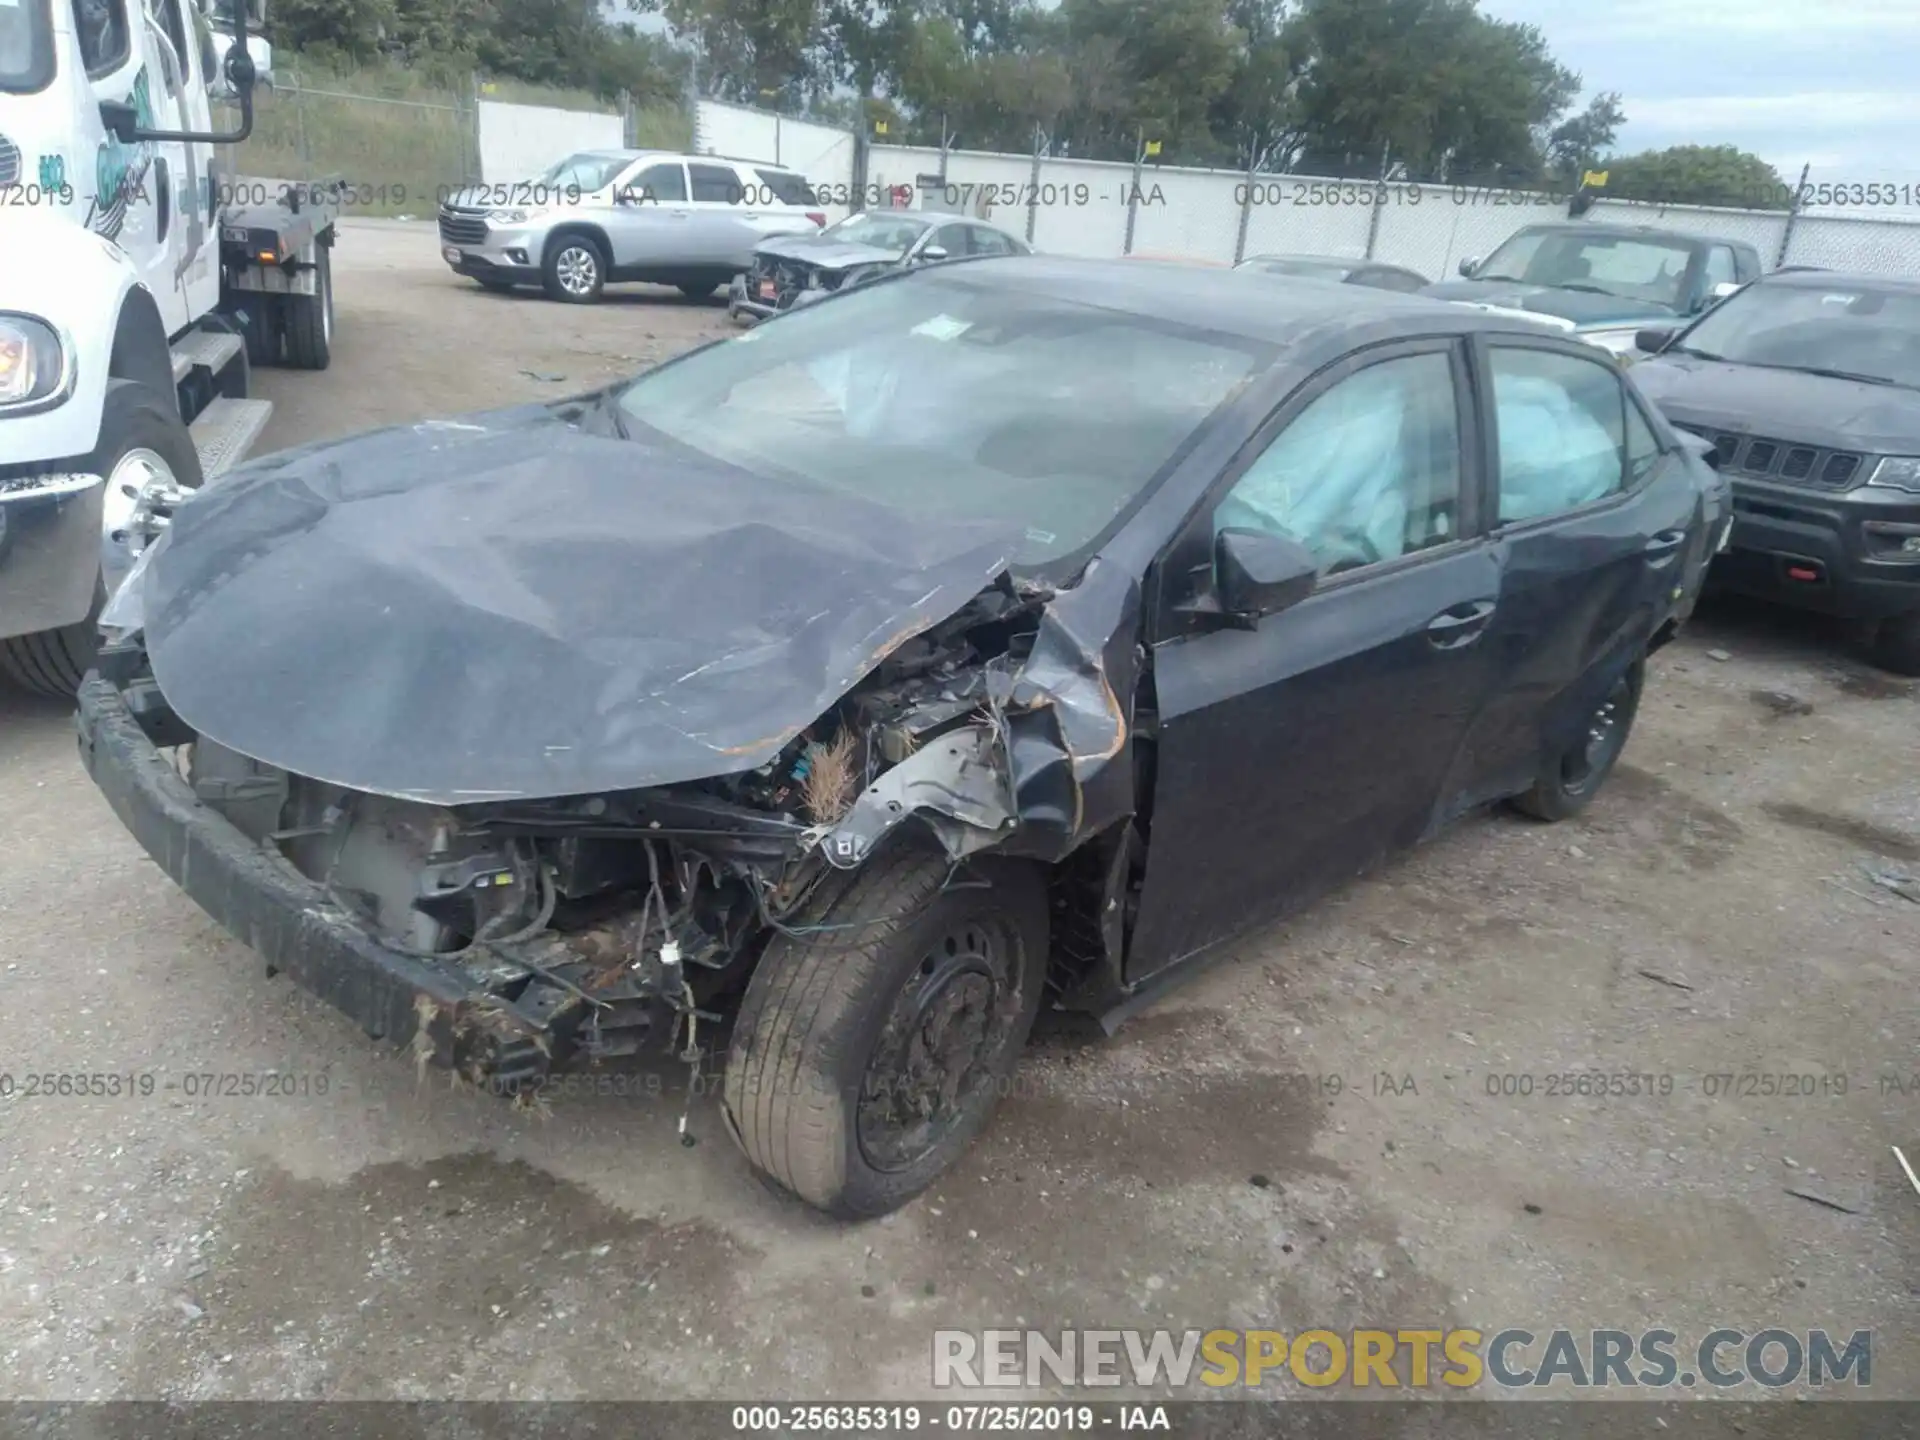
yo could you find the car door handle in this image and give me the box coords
[1426,599,1497,648]
[1644,529,1688,563]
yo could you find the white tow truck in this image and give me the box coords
[0,0,337,694]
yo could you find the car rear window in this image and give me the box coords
[753,168,818,207]
[0,0,55,94]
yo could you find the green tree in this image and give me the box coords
[270,0,396,60]
[1547,91,1624,182]
[643,0,824,106]
[1601,145,1792,210]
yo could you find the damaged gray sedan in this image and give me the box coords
[76,258,1727,1217]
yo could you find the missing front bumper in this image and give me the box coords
[74,674,672,1090]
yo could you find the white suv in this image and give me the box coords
[438,151,826,303]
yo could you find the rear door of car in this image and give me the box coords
[1126,337,1504,982]
[608,159,693,267]
[1448,335,1703,810]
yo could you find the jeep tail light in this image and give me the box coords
[807,212,826,227]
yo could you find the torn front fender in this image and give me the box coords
[821,724,1016,868]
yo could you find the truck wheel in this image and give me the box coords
[1871,612,1920,677]
[542,235,606,303]
[239,297,283,367]
[0,381,203,698]
[722,848,1048,1219]
[282,244,334,371]
[1509,661,1643,822]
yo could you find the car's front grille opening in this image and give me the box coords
[1698,430,1865,492]
[438,208,489,247]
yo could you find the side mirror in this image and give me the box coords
[1457,255,1480,278]
[1215,528,1318,623]
[1710,281,1741,301]
[100,100,140,144]
[1635,325,1679,354]
[919,244,949,263]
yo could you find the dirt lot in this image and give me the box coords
[1,221,1917,1406]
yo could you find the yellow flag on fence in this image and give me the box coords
[1582,169,1610,188]
[1143,139,1162,157]
[874,120,889,135]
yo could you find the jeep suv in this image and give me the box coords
[438,151,826,304]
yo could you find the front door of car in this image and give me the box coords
[1126,341,1503,983]
[1450,339,1704,809]
[608,160,692,267]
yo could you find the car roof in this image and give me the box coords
[1511,220,1754,251]
[1754,268,1920,295]
[1243,253,1361,268]
[568,149,803,174]
[934,255,1534,343]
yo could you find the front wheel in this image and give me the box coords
[1871,612,1920,677]
[542,236,606,303]
[0,381,203,697]
[676,280,721,302]
[1508,660,1643,821]
[723,848,1048,1219]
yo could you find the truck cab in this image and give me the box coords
[0,0,334,695]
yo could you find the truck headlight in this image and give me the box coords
[0,315,72,412]
[1868,457,1920,494]
[488,208,529,225]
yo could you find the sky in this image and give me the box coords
[1481,0,1919,182]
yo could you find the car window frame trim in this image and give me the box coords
[1146,332,1487,645]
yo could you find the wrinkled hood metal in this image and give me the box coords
[140,401,1019,804]
[1420,279,1676,327]
[1630,355,1920,453]
[754,234,907,269]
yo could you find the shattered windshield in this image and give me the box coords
[0,0,55,94]
[616,273,1270,569]
[1674,282,1920,390]
[1477,228,1695,311]
[823,213,934,253]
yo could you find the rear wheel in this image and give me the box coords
[1509,661,1643,822]
[0,381,202,698]
[542,235,606,303]
[723,848,1048,1219]
[1872,612,1920,677]
[239,296,282,366]
[282,242,334,371]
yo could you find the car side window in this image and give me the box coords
[628,163,687,204]
[926,223,971,258]
[73,0,130,76]
[1490,347,1627,523]
[1214,352,1462,575]
[1703,245,1738,293]
[968,226,1016,257]
[688,163,744,204]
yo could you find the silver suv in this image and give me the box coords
[438,150,826,304]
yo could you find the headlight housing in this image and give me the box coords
[0,314,73,413]
[488,208,529,225]
[1868,457,1920,494]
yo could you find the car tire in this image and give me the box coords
[281,242,334,371]
[722,846,1048,1220]
[0,381,204,698]
[1871,612,1920,677]
[677,281,721,302]
[542,235,606,304]
[1509,660,1644,822]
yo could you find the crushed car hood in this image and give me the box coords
[140,401,1019,804]
[754,234,906,269]
[1420,279,1673,328]
[1629,356,1920,453]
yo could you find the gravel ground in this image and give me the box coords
[1,221,1916,1405]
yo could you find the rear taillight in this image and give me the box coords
[806,211,826,227]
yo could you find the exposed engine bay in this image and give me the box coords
[113,563,1145,1096]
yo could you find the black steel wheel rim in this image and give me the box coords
[857,914,1024,1173]
[1561,673,1632,794]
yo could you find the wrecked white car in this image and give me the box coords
[78,257,1724,1216]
